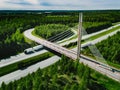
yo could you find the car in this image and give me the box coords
[24,48,34,54]
[33,45,43,51]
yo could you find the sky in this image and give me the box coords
[0,0,120,10]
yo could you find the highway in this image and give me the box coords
[81,23,120,40]
[80,55,120,82]
[0,25,120,85]
[0,50,120,85]
[59,23,120,45]
[1,24,120,68]
[23,28,120,82]
[0,49,47,68]
[0,28,77,68]
[0,56,60,85]
[60,24,120,46]
[72,27,120,52]
[24,24,120,61]
[0,29,76,67]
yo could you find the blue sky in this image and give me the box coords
[0,0,120,10]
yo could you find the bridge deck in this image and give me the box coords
[26,29,77,60]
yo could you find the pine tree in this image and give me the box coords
[1,82,6,90]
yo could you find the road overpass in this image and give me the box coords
[24,28,120,82]
[24,29,77,60]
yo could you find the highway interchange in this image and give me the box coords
[0,24,120,85]
[24,28,120,82]
[1,24,120,67]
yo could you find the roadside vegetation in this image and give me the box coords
[64,25,120,48]
[83,22,111,34]
[0,56,120,90]
[0,52,53,76]
[82,31,120,66]
[0,14,41,59]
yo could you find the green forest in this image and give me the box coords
[34,24,69,39]
[0,10,120,59]
[0,56,120,90]
[34,22,111,40]
[0,10,120,90]
[83,31,120,65]
[83,22,111,34]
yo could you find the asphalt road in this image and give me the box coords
[23,28,120,82]
[0,50,120,86]
[1,24,120,67]
[0,27,77,67]
[0,49,47,68]
[72,28,120,51]
[0,24,120,85]
[60,24,120,46]
[0,56,60,85]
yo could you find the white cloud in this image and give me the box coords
[0,0,120,10]
[25,0,39,5]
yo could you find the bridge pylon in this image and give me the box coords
[77,13,83,59]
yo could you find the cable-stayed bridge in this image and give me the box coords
[24,28,77,60]
[24,13,120,82]
[24,28,120,82]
